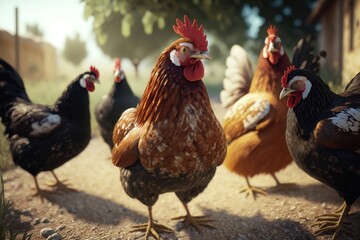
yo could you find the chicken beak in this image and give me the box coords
[191,52,211,60]
[279,87,296,99]
[88,76,101,84]
[268,42,278,53]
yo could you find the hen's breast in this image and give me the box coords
[138,100,226,177]
[10,118,91,175]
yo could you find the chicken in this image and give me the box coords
[112,15,226,239]
[221,26,325,199]
[95,58,139,150]
[280,67,360,240]
[0,59,100,197]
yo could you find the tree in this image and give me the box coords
[26,23,43,38]
[82,0,247,72]
[63,33,87,66]
[83,0,318,65]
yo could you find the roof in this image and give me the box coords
[307,0,334,23]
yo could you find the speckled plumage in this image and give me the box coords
[284,70,360,204]
[282,69,360,239]
[112,18,227,236]
[0,59,97,180]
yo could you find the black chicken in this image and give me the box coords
[95,58,139,150]
[280,67,360,239]
[0,59,100,196]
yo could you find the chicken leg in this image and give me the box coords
[130,206,173,240]
[171,201,216,232]
[239,177,268,200]
[46,171,76,192]
[32,176,48,201]
[270,173,297,190]
[312,201,353,240]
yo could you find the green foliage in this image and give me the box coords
[253,0,318,53]
[82,0,246,63]
[25,24,43,37]
[319,65,344,94]
[0,174,31,240]
[63,33,88,66]
[83,0,318,63]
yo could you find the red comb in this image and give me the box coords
[115,58,121,69]
[267,25,278,36]
[173,15,208,51]
[90,66,99,79]
[281,66,296,87]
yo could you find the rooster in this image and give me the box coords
[220,26,325,199]
[280,67,360,240]
[112,16,227,239]
[95,58,139,150]
[0,59,100,197]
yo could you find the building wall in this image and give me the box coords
[342,0,360,83]
[0,30,57,80]
[318,0,343,77]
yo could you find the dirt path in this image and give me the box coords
[3,101,360,240]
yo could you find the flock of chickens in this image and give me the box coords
[0,15,359,240]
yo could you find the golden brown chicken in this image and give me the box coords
[112,15,226,239]
[221,26,293,199]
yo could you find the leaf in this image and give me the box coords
[157,16,166,29]
[142,10,157,35]
[121,14,135,37]
[97,31,108,45]
[83,5,92,20]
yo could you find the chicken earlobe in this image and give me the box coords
[112,127,141,168]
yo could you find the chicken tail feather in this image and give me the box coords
[220,45,253,108]
[0,59,31,129]
[292,35,326,75]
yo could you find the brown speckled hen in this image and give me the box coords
[112,16,227,239]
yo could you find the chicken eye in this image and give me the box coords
[180,47,188,54]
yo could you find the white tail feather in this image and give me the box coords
[220,44,253,108]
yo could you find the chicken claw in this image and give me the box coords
[130,206,173,240]
[172,202,216,233]
[239,177,268,200]
[311,202,353,240]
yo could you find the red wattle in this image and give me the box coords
[287,95,301,108]
[86,81,95,92]
[183,61,204,81]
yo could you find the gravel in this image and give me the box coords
[3,102,360,240]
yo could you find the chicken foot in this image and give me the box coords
[311,202,353,240]
[130,206,173,240]
[239,177,268,200]
[172,201,216,233]
[46,171,76,192]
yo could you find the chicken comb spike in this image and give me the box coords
[281,65,296,87]
[90,66,100,79]
[173,15,208,51]
[267,25,278,36]
[115,58,121,69]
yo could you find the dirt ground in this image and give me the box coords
[3,101,360,240]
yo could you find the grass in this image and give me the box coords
[0,124,11,171]
[0,173,31,240]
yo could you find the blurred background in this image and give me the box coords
[0,0,359,167]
